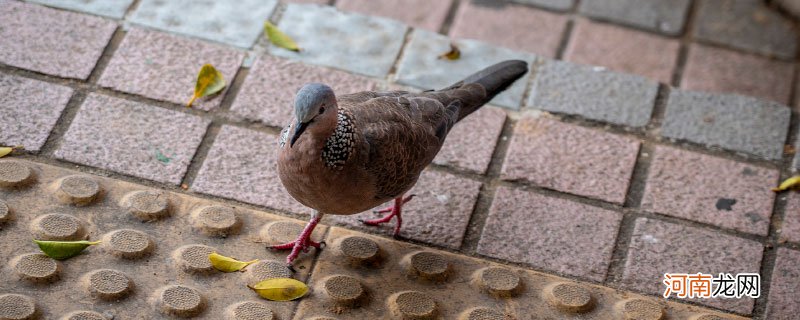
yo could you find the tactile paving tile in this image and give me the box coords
[0,159,747,319]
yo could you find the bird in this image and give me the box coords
[272,60,529,265]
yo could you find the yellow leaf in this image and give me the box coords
[248,278,308,301]
[187,64,226,108]
[208,252,257,272]
[34,239,101,260]
[0,147,12,158]
[438,43,461,60]
[264,21,300,52]
[772,175,800,192]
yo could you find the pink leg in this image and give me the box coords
[269,211,324,265]
[361,194,414,236]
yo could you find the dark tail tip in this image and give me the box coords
[457,60,528,101]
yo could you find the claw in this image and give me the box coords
[269,212,324,265]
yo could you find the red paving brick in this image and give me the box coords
[192,125,306,214]
[766,248,800,319]
[0,74,73,151]
[335,170,482,249]
[642,145,779,236]
[336,0,453,31]
[564,18,680,84]
[449,0,568,57]
[781,193,800,244]
[0,1,116,79]
[501,116,640,204]
[478,186,622,281]
[99,28,244,111]
[433,106,506,174]
[622,218,763,314]
[681,44,794,104]
[54,94,210,185]
[230,55,377,128]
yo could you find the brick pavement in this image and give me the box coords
[1,0,799,318]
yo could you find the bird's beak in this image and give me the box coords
[290,121,310,148]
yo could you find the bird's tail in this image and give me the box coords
[443,60,528,121]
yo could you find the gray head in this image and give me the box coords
[290,83,337,147]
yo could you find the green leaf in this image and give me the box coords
[264,21,300,52]
[34,239,101,260]
[772,175,800,192]
[209,252,258,272]
[154,149,172,164]
[187,64,226,108]
[438,43,461,60]
[248,278,308,301]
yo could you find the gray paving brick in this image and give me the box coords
[661,90,791,160]
[578,0,691,35]
[0,74,73,151]
[693,0,797,59]
[512,0,574,11]
[527,60,658,127]
[129,0,277,48]
[26,0,133,18]
[395,29,535,110]
[270,3,407,78]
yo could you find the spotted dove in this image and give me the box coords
[274,60,529,265]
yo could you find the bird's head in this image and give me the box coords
[290,83,338,148]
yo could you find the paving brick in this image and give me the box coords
[129,0,277,48]
[0,74,72,151]
[449,0,568,57]
[230,55,378,128]
[99,28,244,111]
[270,4,406,78]
[642,145,779,236]
[766,248,800,319]
[0,1,116,79]
[564,18,680,83]
[511,0,574,11]
[54,94,210,185]
[578,0,691,35]
[478,186,622,281]
[527,59,658,127]
[335,170,482,249]
[336,0,453,31]
[781,193,800,244]
[693,0,797,59]
[681,44,794,105]
[192,125,306,214]
[501,116,640,204]
[395,29,535,110]
[622,218,763,314]
[661,89,791,160]
[27,0,133,18]
[433,106,506,174]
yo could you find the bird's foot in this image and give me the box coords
[268,212,324,266]
[360,195,412,237]
[371,194,415,214]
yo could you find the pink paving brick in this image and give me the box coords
[501,116,640,204]
[780,193,800,244]
[622,218,763,314]
[192,125,306,214]
[230,55,377,128]
[0,1,116,79]
[433,106,506,174]
[564,18,680,84]
[766,248,800,319]
[336,170,482,249]
[478,186,622,281]
[99,28,244,111]
[642,145,779,236]
[0,74,73,151]
[337,0,453,31]
[449,0,568,57]
[54,94,210,185]
[681,44,794,104]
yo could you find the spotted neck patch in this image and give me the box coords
[322,111,356,169]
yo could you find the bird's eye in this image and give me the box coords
[318,106,325,114]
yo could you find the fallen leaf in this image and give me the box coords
[248,278,308,301]
[209,252,257,272]
[187,64,226,108]
[0,145,23,158]
[154,149,172,164]
[264,21,300,52]
[34,239,101,260]
[438,43,461,60]
[772,176,800,192]
[785,144,796,155]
